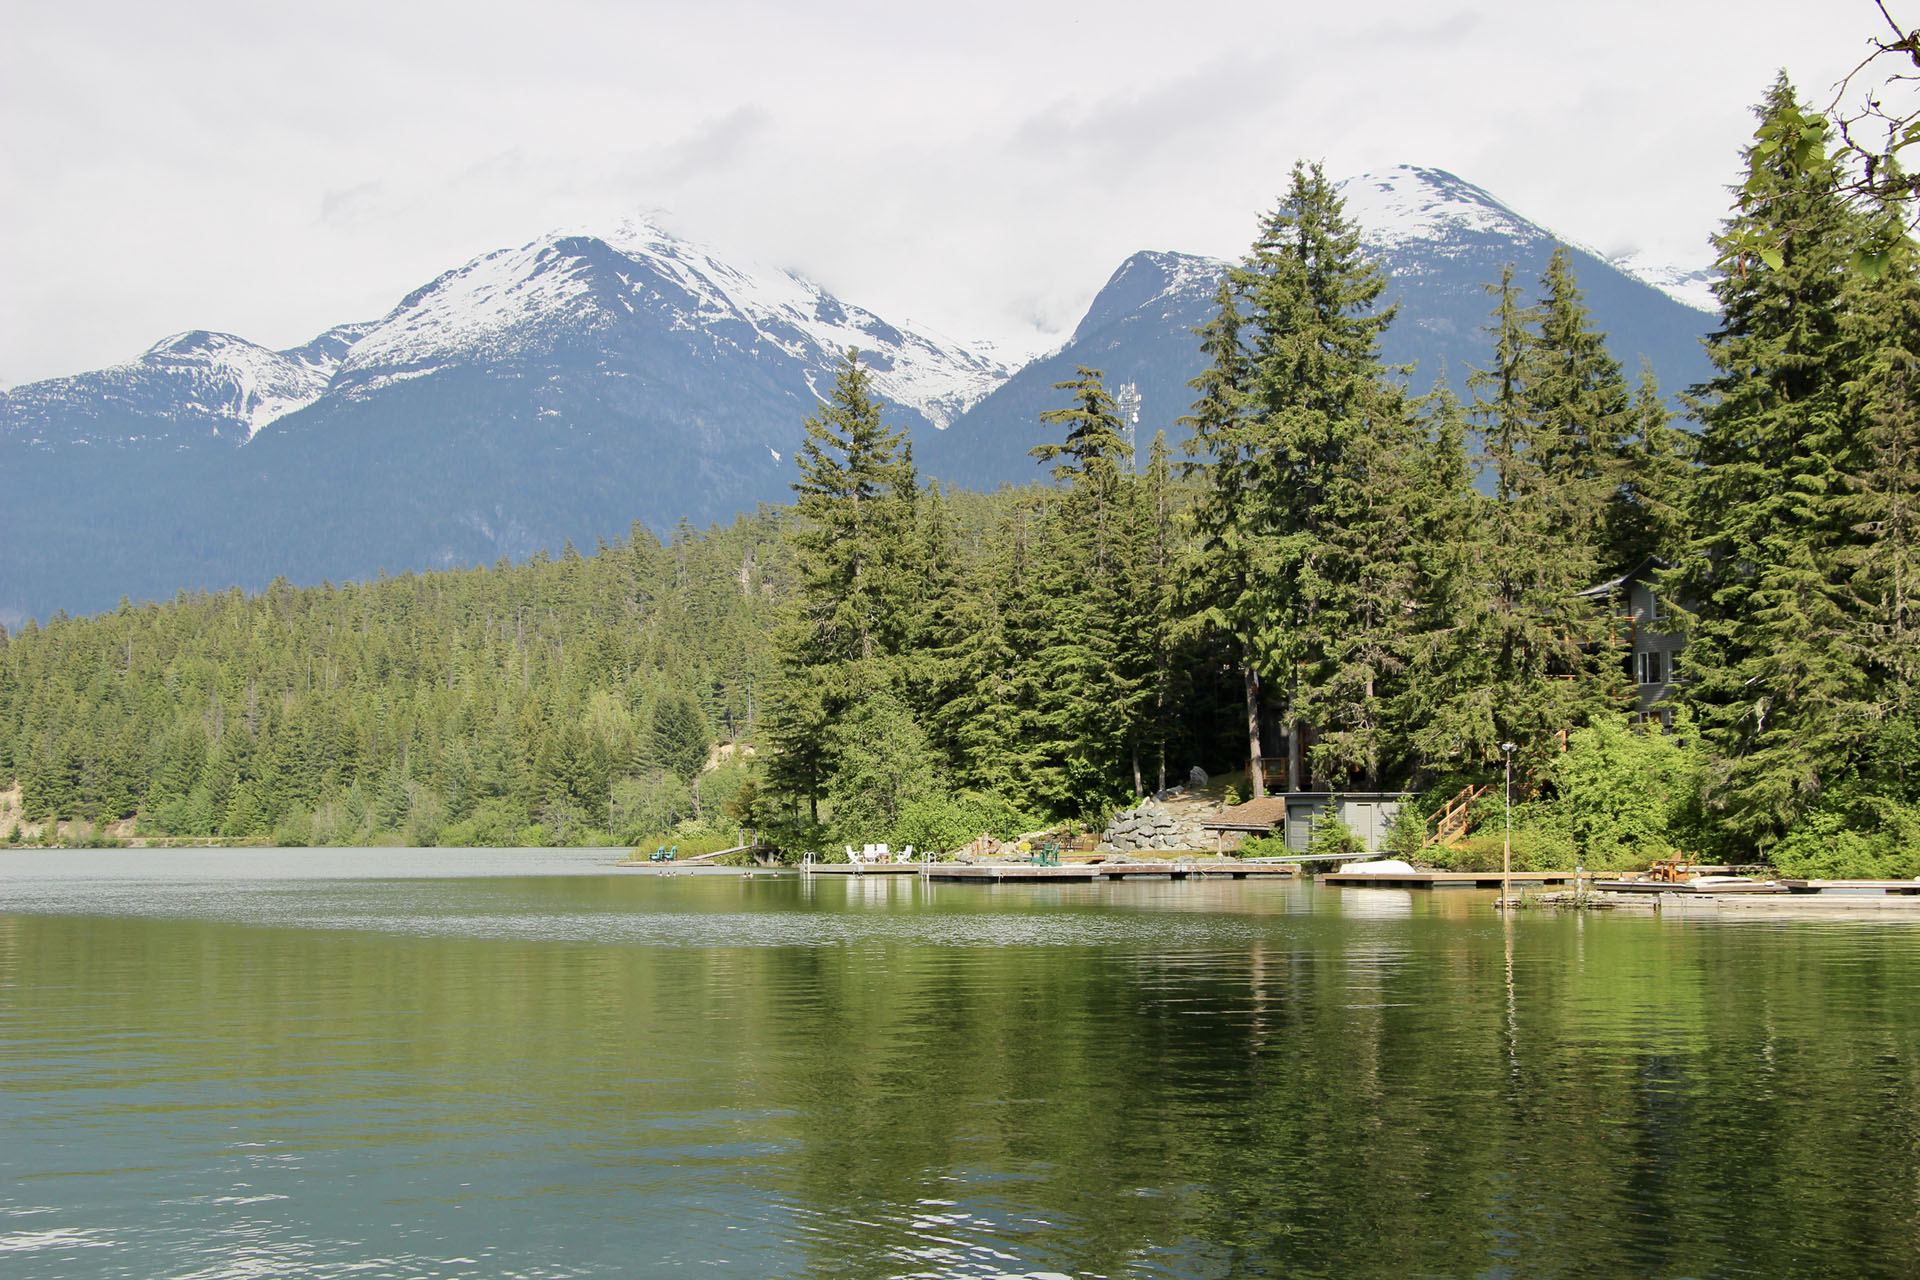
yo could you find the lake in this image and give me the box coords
[3,848,1917,1278]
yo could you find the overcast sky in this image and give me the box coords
[0,0,1895,387]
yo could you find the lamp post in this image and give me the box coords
[1501,741,1517,909]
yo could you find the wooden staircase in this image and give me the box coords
[1426,783,1492,847]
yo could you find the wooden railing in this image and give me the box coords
[1426,783,1492,847]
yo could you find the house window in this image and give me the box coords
[1637,650,1664,685]
[1648,592,1664,622]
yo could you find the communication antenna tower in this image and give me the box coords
[1116,381,1142,474]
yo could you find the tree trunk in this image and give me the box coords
[1244,657,1265,799]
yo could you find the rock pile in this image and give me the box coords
[1101,800,1209,853]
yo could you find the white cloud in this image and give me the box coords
[0,0,1885,387]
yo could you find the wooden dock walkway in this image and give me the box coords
[1320,870,1591,889]
[1783,879,1920,895]
[616,843,773,868]
[806,860,1296,882]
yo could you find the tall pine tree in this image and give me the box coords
[1672,76,1882,853]
[1183,161,1400,794]
[764,350,917,822]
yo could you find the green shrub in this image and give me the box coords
[1552,715,1698,867]
[1237,834,1291,859]
[1382,804,1428,858]
[272,811,313,847]
[437,799,523,848]
[1307,805,1365,860]
[827,690,939,842]
[892,790,1030,855]
[1427,827,1576,872]
[1770,796,1920,879]
[693,762,753,829]
[756,813,833,863]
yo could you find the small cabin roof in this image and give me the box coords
[1578,554,1670,599]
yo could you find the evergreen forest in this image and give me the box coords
[2,77,1915,876]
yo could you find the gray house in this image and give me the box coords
[1578,555,1686,723]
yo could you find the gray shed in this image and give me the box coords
[1279,792,1414,854]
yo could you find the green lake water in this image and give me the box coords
[2,849,1917,1279]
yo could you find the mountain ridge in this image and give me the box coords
[1,166,1719,626]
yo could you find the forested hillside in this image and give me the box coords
[0,520,786,847]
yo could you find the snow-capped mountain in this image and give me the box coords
[335,217,1006,427]
[1,167,1717,625]
[936,167,1715,491]
[3,323,371,452]
[1602,249,1718,313]
[918,249,1227,489]
[1339,165,1547,251]
[1341,166,1717,314]
[1,219,1009,625]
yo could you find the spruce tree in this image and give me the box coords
[1183,161,1400,794]
[1025,367,1149,809]
[1394,379,1499,776]
[1602,365,1695,570]
[1465,263,1618,784]
[763,349,917,823]
[941,502,1057,810]
[786,348,916,665]
[1672,76,1883,853]
[1525,246,1632,566]
[1180,275,1274,794]
[1130,431,1187,793]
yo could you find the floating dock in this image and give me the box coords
[807,861,1296,882]
[1320,870,1592,889]
[1595,877,1920,896]
[1594,877,1784,894]
[1783,879,1920,895]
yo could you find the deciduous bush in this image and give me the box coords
[1769,796,1920,879]
[891,790,1030,855]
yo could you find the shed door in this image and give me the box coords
[1285,804,1316,853]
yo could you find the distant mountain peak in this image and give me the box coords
[0,326,366,446]
[337,216,1010,427]
[1602,249,1717,314]
[1338,165,1715,315]
[1069,250,1224,347]
[1337,166,1544,246]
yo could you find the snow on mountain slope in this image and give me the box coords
[1339,165,1716,314]
[1338,165,1544,248]
[139,329,356,438]
[3,324,371,448]
[340,215,1009,427]
[1602,249,1717,313]
[599,217,1010,426]
[1067,248,1224,344]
